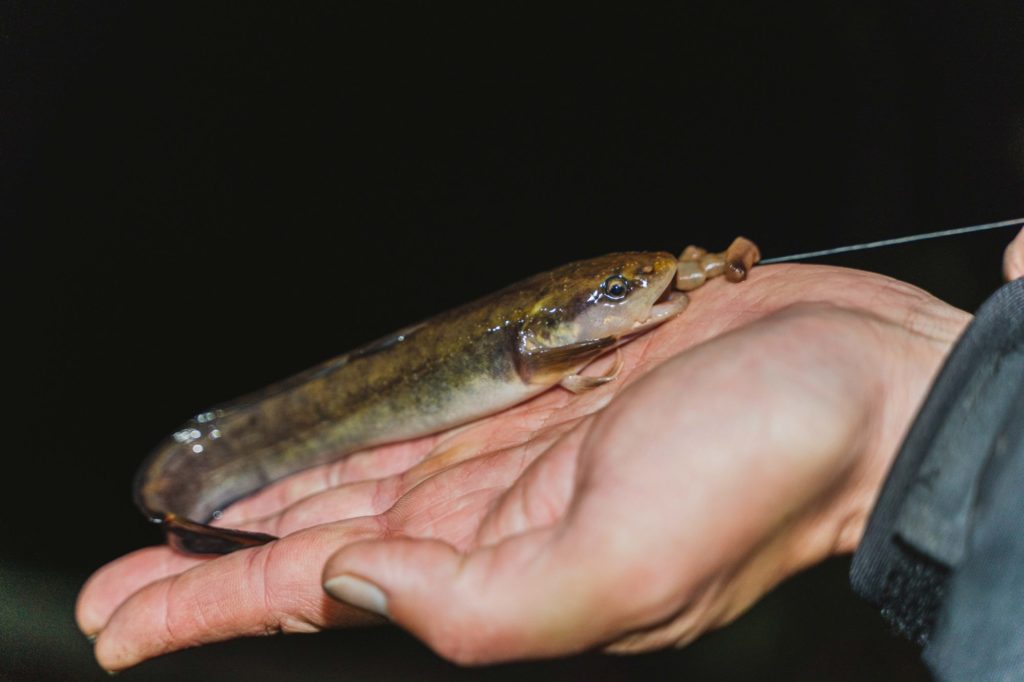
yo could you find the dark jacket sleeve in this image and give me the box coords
[850,278,1024,681]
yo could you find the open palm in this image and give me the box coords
[77,263,970,671]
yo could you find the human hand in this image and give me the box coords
[1005,227,1024,280]
[77,264,970,671]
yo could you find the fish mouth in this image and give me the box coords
[623,279,689,338]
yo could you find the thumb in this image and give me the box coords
[321,528,626,664]
[1005,227,1024,280]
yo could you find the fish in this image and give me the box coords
[134,251,690,554]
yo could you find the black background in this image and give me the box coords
[3,2,1023,680]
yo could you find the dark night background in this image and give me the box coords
[3,2,1023,680]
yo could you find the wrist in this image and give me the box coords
[832,298,971,555]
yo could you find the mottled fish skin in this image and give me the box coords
[134,251,683,553]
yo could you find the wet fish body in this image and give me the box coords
[135,252,687,553]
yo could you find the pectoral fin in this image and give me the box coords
[516,336,616,385]
[560,349,623,393]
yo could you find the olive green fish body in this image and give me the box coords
[135,252,686,553]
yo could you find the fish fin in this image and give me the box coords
[559,349,623,393]
[517,336,616,384]
[162,513,278,555]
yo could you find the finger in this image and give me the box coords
[82,439,446,640]
[84,437,538,665]
[213,435,440,525]
[322,532,594,664]
[1005,227,1024,280]
[213,397,570,529]
[233,420,577,540]
[320,515,656,665]
[76,547,207,637]
[232,476,406,537]
[92,517,382,672]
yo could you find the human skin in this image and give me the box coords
[1005,227,1024,279]
[77,263,972,671]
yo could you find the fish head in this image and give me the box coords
[517,251,688,356]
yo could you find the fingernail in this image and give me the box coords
[85,632,98,644]
[323,574,389,617]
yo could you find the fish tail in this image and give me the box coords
[159,513,278,554]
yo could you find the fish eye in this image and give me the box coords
[602,275,628,300]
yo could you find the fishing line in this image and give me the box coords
[760,217,1024,264]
